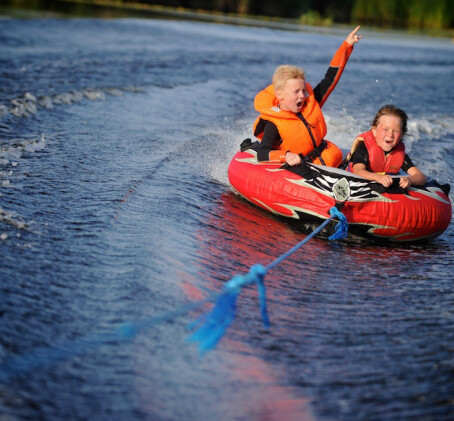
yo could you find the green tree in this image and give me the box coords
[352,0,454,29]
[407,0,453,29]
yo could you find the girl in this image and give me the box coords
[348,105,426,188]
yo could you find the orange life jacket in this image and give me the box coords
[356,130,405,174]
[253,83,342,167]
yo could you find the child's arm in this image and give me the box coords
[399,166,427,188]
[257,121,298,164]
[256,121,302,165]
[313,27,361,107]
[352,163,394,188]
[256,121,282,162]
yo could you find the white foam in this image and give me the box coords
[0,134,46,189]
[38,96,53,109]
[199,118,254,186]
[0,134,46,159]
[0,206,29,230]
[407,115,454,142]
[104,88,123,97]
[0,136,44,235]
[324,112,366,150]
[0,86,146,120]
[83,89,106,101]
[53,91,83,105]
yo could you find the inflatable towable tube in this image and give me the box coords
[228,148,452,242]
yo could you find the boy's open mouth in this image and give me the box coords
[296,100,303,108]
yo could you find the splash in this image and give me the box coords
[0,135,45,238]
[0,86,146,119]
[196,118,254,186]
[407,115,454,143]
[0,134,46,166]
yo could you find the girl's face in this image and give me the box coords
[277,78,307,113]
[372,115,403,152]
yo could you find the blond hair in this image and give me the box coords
[272,65,305,93]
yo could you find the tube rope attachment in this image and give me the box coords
[328,205,348,240]
[188,206,348,354]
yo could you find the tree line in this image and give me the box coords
[127,0,454,29]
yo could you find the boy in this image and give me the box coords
[254,26,362,169]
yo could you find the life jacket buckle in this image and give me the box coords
[304,139,327,162]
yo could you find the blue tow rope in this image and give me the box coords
[188,206,348,354]
[0,206,348,380]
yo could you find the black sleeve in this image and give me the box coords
[313,67,338,105]
[402,154,416,172]
[350,142,369,167]
[256,120,282,161]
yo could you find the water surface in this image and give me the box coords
[1,14,454,421]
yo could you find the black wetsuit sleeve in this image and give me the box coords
[313,67,339,105]
[312,41,353,107]
[256,120,282,161]
[402,154,415,172]
[350,142,369,167]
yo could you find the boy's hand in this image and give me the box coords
[375,173,393,188]
[399,177,412,189]
[285,152,301,166]
[346,26,362,46]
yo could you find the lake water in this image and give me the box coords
[1,9,454,421]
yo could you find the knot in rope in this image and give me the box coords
[328,206,348,240]
[189,263,270,355]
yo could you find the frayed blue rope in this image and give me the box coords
[189,206,348,354]
[188,289,239,354]
[254,265,269,329]
[0,208,350,380]
[0,301,204,383]
[188,264,268,355]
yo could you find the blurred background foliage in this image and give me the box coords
[127,0,454,29]
[3,0,454,29]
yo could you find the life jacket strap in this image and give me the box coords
[302,139,327,164]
